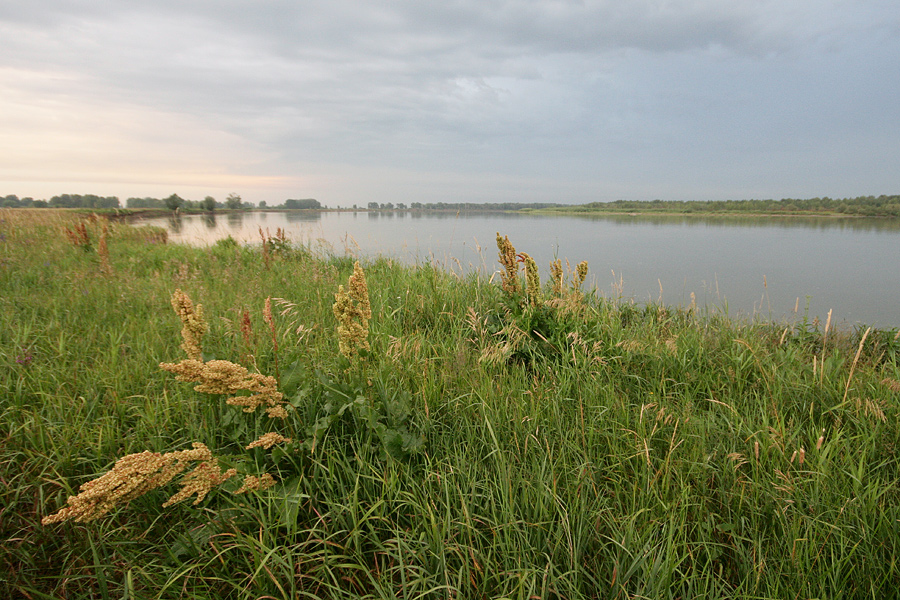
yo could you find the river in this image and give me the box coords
[137,210,900,328]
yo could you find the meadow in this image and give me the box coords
[2,208,899,599]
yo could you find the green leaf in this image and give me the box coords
[272,476,308,532]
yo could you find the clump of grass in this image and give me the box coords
[63,220,91,250]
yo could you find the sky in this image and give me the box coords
[2,1,899,207]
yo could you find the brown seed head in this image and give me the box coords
[171,289,207,361]
[234,473,277,494]
[496,233,520,295]
[42,443,232,524]
[520,253,541,306]
[246,432,292,450]
[159,359,286,417]
[332,261,372,360]
[550,259,563,296]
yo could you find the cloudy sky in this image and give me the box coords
[2,1,899,206]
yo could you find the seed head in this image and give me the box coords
[550,259,563,296]
[234,473,277,494]
[520,253,541,306]
[42,443,234,524]
[574,260,589,292]
[171,289,207,361]
[332,261,372,360]
[246,432,292,450]
[496,233,520,295]
[160,359,286,417]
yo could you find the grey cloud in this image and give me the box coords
[2,0,899,201]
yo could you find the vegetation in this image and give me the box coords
[284,199,322,209]
[2,208,900,599]
[536,195,900,217]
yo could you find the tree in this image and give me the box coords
[225,193,242,210]
[283,198,321,209]
[258,201,267,208]
[367,202,379,210]
[201,196,216,212]
[164,194,184,212]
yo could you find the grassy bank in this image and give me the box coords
[2,209,899,599]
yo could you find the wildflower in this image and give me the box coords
[63,221,91,250]
[573,260,589,292]
[159,359,286,418]
[171,289,207,361]
[234,473,277,494]
[333,261,372,360]
[496,233,520,295]
[240,307,254,350]
[265,405,289,419]
[247,432,292,450]
[550,259,563,296]
[42,443,235,524]
[520,252,541,306]
[162,460,237,507]
[15,348,33,366]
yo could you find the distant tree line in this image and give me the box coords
[283,198,321,209]
[574,195,900,217]
[2,194,119,208]
[1,193,323,211]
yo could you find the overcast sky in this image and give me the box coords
[2,1,899,206]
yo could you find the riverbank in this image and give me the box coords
[528,195,900,218]
[2,209,899,599]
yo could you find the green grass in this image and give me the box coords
[2,208,900,599]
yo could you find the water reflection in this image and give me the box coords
[284,211,321,223]
[227,212,244,228]
[167,215,182,234]
[202,214,216,229]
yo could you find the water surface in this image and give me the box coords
[139,211,900,328]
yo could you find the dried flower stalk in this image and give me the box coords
[171,289,207,361]
[246,432,292,450]
[159,358,286,418]
[496,233,520,295]
[63,221,91,250]
[234,473,276,494]
[520,252,541,306]
[550,259,563,296]
[333,261,372,360]
[573,260,589,292]
[42,443,235,524]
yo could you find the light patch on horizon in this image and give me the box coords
[0,67,306,199]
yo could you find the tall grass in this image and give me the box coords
[2,208,899,599]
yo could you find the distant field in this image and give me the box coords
[2,209,899,599]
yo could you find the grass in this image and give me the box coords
[2,208,900,599]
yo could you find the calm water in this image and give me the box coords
[138,211,900,328]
